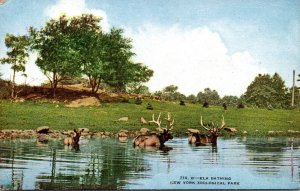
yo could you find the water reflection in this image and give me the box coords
[0,137,299,190]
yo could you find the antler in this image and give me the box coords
[200,116,211,131]
[218,115,225,130]
[149,112,162,129]
[165,112,174,131]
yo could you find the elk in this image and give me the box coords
[133,112,174,148]
[187,115,225,145]
[64,129,84,146]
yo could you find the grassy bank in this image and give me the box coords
[0,99,299,136]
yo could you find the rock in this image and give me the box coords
[243,131,248,134]
[140,127,150,135]
[186,128,200,134]
[224,127,238,133]
[140,117,148,124]
[268,131,275,134]
[118,130,129,137]
[36,126,50,134]
[118,117,129,122]
[118,136,128,142]
[288,130,295,133]
[37,134,49,143]
[55,105,59,108]
[93,132,104,137]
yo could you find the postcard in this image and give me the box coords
[0,0,299,190]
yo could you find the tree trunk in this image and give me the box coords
[52,72,58,98]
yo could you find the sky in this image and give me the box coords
[0,0,299,96]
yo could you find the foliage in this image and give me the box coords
[29,15,153,96]
[126,83,150,95]
[59,76,89,86]
[101,28,153,92]
[0,78,11,99]
[203,101,209,108]
[244,73,288,108]
[29,15,82,97]
[186,94,197,104]
[221,95,239,106]
[146,103,153,110]
[197,88,220,105]
[135,97,142,105]
[159,85,186,101]
[0,34,29,98]
[179,100,185,106]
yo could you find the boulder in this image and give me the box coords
[37,134,49,143]
[36,126,50,134]
[118,130,129,137]
[118,117,129,122]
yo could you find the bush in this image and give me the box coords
[203,101,209,108]
[135,97,142,105]
[222,103,227,110]
[179,100,185,106]
[146,103,153,110]
[237,102,245,109]
[0,79,11,99]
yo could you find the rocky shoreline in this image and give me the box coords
[0,126,152,141]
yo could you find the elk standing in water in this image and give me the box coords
[133,112,174,148]
[64,129,84,146]
[187,115,225,145]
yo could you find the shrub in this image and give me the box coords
[203,101,209,108]
[0,79,11,99]
[222,103,227,110]
[146,103,153,110]
[179,100,185,106]
[135,97,142,105]
[237,102,245,109]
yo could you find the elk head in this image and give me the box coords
[64,129,84,146]
[200,115,225,137]
[149,112,174,144]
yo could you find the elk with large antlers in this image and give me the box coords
[187,115,225,145]
[133,112,174,148]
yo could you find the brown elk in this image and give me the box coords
[133,112,174,148]
[64,129,84,146]
[187,115,225,145]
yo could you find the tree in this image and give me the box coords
[29,15,82,97]
[0,34,29,98]
[186,94,197,103]
[126,83,150,94]
[244,73,288,108]
[221,95,239,106]
[102,28,153,92]
[197,88,220,105]
[69,14,105,93]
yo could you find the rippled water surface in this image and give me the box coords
[0,137,299,190]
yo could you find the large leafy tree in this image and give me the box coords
[102,28,153,92]
[244,73,288,108]
[0,34,29,98]
[29,15,82,97]
[69,14,106,93]
[197,88,220,105]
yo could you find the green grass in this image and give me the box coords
[0,99,299,136]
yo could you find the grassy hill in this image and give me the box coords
[0,98,299,137]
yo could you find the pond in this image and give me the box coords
[0,137,299,190]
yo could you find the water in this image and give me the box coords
[0,137,299,190]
